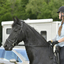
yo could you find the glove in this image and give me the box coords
[48,41,59,47]
[52,41,59,46]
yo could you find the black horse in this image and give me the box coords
[4,17,64,64]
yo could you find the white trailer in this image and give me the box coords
[1,19,61,45]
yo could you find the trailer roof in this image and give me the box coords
[1,19,53,26]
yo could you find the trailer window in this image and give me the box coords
[40,31,47,40]
[6,28,11,34]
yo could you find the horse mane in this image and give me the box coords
[27,23,46,41]
[23,21,48,46]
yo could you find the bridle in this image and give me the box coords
[6,38,17,46]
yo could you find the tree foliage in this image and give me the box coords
[26,0,64,20]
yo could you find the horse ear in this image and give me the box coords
[13,16,21,25]
[15,16,19,21]
[16,17,21,25]
[13,16,16,22]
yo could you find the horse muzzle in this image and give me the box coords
[4,44,12,51]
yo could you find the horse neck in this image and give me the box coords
[23,23,48,47]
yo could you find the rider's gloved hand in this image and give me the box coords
[48,40,59,47]
[52,41,59,46]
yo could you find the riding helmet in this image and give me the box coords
[57,6,64,13]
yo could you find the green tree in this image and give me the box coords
[26,0,64,20]
[26,0,52,19]
[12,0,29,20]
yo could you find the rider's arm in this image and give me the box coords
[58,37,64,42]
[52,37,64,43]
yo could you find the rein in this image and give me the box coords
[17,44,49,47]
[6,38,49,47]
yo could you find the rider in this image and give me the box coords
[48,6,64,53]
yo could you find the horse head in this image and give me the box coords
[4,17,25,50]
[4,17,48,51]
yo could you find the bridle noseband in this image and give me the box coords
[6,38,17,47]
